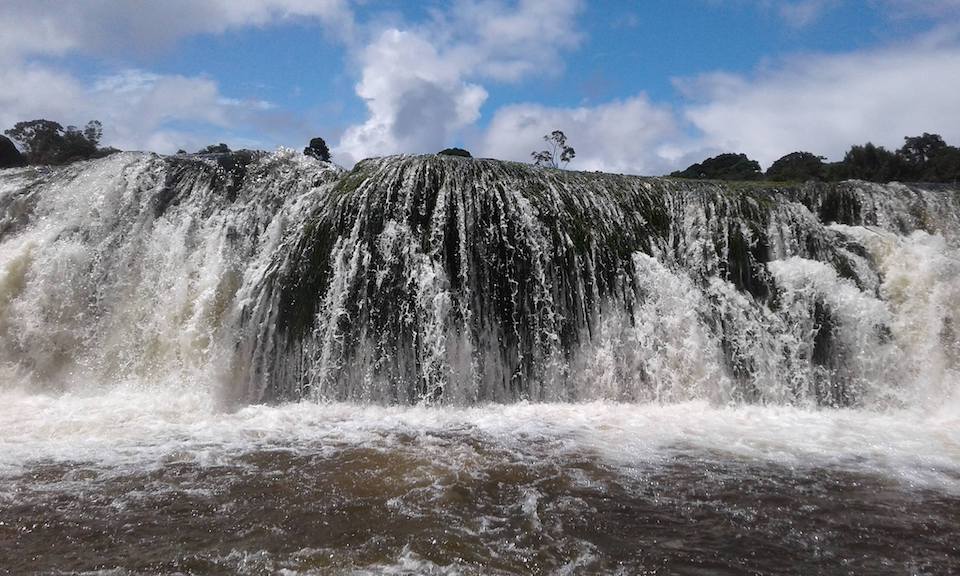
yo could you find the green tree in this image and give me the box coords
[303,137,331,161]
[840,143,905,182]
[897,133,949,181]
[898,133,946,167]
[766,151,826,182]
[438,147,472,158]
[5,119,65,164]
[926,146,960,183]
[671,153,762,181]
[532,130,575,169]
[83,120,103,146]
[197,143,231,154]
[4,119,107,165]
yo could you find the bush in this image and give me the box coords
[839,143,906,182]
[304,137,331,162]
[766,151,826,182]
[3,119,106,165]
[197,143,231,154]
[671,153,762,180]
[438,147,472,158]
[925,146,960,183]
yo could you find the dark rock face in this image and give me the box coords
[0,135,26,168]
[193,149,262,201]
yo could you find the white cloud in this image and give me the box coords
[3,0,958,175]
[476,96,681,175]
[777,0,837,27]
[0,1,356,153]
[679,42,960,167]
[437,0,583,81]
[878,0,960,18]
[335,30,489,165]
[1,0,583,162]
[0,66,86,127]
[472,31,960,175]
[721,0,960,29]
[0,67,274,154]
[334,0,583,164]
[90,70,249,152]
[0,0,354,61]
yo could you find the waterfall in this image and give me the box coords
[0,151,342,399]
[1,152,957,408]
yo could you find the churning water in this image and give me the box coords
[0,152,958,574]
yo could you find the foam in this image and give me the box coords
[1,387,957,492]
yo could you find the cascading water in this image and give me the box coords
[0,151,342,397]
[1,152,958,574]
[240,154,959,408]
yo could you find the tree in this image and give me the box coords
[438,147,472,158]
[898,133,946,167]
[5,120,64,164]
[897,133,948,181]
[83,120,103,146]
[197,143,231,154]
[4,119,107,165]
[60,125,100,163]
[766,151,826,182]
[531,130,575,169]
[671,153,762,181]
[839,143,905,182]
[303,137,331,161]
[926,146,960,183]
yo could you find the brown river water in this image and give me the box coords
[1,391,958,575]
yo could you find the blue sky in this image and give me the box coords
[2,1,959,174]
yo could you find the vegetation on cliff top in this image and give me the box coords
[673,132,960,184]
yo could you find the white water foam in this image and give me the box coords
[1,386,957,493]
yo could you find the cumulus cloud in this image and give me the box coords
[678,42,960,167]
[476,97,681,175]
[433,0,583,81]
[335,0,960,172]
[335,30,488,165]
[0,0,355,153]
[334,0,583,164]
[1,0,583,162]
[3,0,959,175]
[0,0,354,61]
[0,66,274,154]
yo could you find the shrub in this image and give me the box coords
[671,153,762,180]
[438,147,472,158]
[766,152,826,182]
[304,137,331,162]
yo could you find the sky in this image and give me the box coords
[1,0,959,175]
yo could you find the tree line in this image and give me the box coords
[4,117,959,185]
[1,119,120,167]
[0,118,340,169]
[671,133,960,184]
